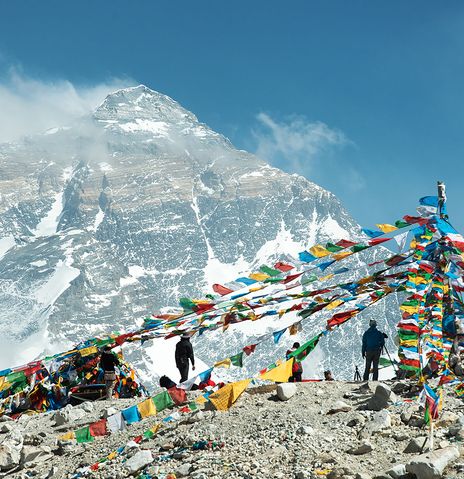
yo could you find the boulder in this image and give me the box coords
[404,436,428,454]
[52,406,86,426]
[360,410,391,438]
[176,462,193,477]
[436,411,459,428]
[101,406,119,419]
[0,423,14,434]
[406,446,459,479]
[276,383,297,401]
[367,384,397,411]
[0,430,23,471]
[79,402,95,413]
[124,449,153,474]
[385,464,406,479]
[327,401,352,414]
[448,416,464,437]
[348,441,373,455]
[21,445,53,465]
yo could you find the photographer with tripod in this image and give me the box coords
[362,320,386,381]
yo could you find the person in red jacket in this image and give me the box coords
[286,342,303,382]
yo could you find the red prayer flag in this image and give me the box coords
[274,262,294,272]
[213,284,234,296]
[89,419,108,437]
[335,239,357,248]
[90,463,99,471]
[369,237,392,246]
[243,344,257,356]
[282,273,304,284]
[327,310,357,328]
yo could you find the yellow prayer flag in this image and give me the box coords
[79,346,98,357]
[107,452,117,460]
[289,323,299,335]
[59,431,76,441]
[137,398,157,418]
[249,272,270,282]
[309,244,330,258]
[260,358,294,383]
[376,224,398,233]
[400,305,418,314]
[326,299,343,311]
[0,378,10,392]
[208,379,251,411]
[214,358,232,369]
[320,274,334,282]
[195,395,208,404]
[149,423,162,435]
[332,251,353,261]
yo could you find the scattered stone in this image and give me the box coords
[79,402,95,413]
[436,410,459,428]
[348,441,373,455]
[406,446,459,479]
[404,436,428,453]
[52,406,86,426]
[276,383,297,401]
[392,432,409,441]
[0,423,14,433]
[327,400,352,414]
[367,384,397,411]
[176,462,193,477]
[296,425,314,435]
[124,449,153,474]
[0,430,23,471]
[360,410,391,438]
[101,406,119,419]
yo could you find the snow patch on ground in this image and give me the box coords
[30,259,47,267]
[0,236,15,260]
[254,221,305,264]
[34,242,79,307]
[93,208,105,231]
[120,265,147,287]
[204,247,249,289]
[119,119,169,136]
[33,167,73,237]
[320,216,350,241]
[99,162,113,172]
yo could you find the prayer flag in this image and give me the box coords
[152,391,174,412]
[107,412,126,433]
[122,405,141,425]
[214,358,232,368]
[89,419,107,437]
[208,379,251,411]
[273,328,287,344]
[138,398,157,418]
[75,426,94,444]
[230,352,244,367]
[376,224,398,233]
[243,344,257,356]
[309,244,331,258]
[260,358,294,383]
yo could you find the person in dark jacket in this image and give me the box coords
[175,334,195,383]
[362,320,385,381]
[100,346,120,399]
[286,342,303,382]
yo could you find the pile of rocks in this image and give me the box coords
[2,380,464,479]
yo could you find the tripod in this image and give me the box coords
[354,365,362,381]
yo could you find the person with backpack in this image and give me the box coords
[362,320,386,381]
[99,346,120,399]
[286,342,303,382]
[175,334,195,383]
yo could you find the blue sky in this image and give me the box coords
[1,1,464,231]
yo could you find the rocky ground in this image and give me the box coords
[2,380,464,479]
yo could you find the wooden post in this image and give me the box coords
[429,418,434,451]
[437,181,446,218]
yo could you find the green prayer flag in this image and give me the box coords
[179,297,196,311]
[188,401,198,411]
[288,333,322,362]
[143,429,154,440]
[260,265,281,276]
[351,244,369,253]
[75,426,94,444]
[152,391,174,412]
[395,220,409,228]
[230,352,244,367]
[325,242,343,252]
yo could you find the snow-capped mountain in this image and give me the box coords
[0,86,401,387]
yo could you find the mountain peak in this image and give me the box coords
[94,84,198,124]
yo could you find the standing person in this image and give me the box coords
[100,346,120,400]
[175,334,195,383]
[362,320,385,381]
[286,342,303,382]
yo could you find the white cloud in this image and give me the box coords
[0,68,134,142]
[252,113,364,191]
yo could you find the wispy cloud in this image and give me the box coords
[252,112,364,191]
[0,68,133,143]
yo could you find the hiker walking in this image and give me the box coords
[286,342,303,382]
[175,334,195,383]
[100,346,120,399]
[362,320,385,381]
